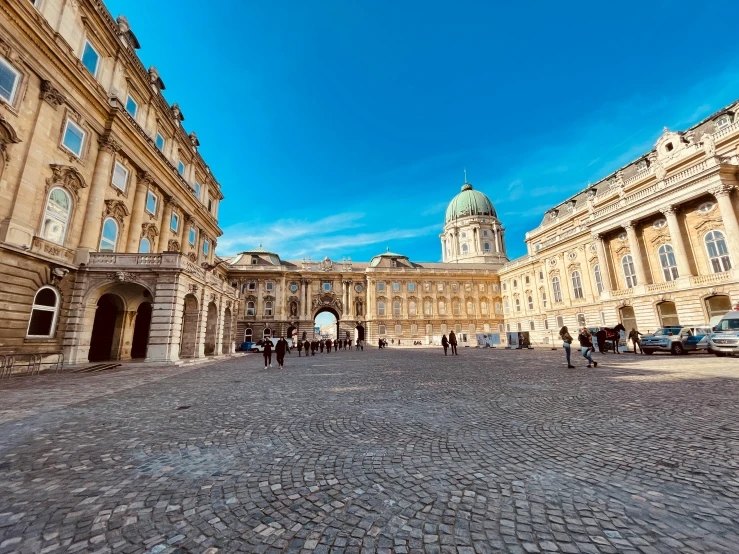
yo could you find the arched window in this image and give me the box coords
[99,218,118,252]
[378,301,386,316]
[424,300,432,315]
[593,264,604,295]
[408,301,417,316]
[571,271,584,299]
[27,286,60,337]
[264,301,273,316]
[466,301,474,315]
[503,299,509,314]
[41,187,71,245]
[461,244,469,253]
[244,328,253,342]
[514,298,521,312]
[552,277,562,302]
[541,291,547,307]
[393,300,401,316]
[513,279,518,288]
[453,301,461,315]
[658,244,679,281]
[494,301,501,314]
[246,301,255,316]
[527,295,534,310]
[139,237,151,253]
[705,230,732,272]
[706,295,732,320]
[529,320,535,331]
[438,300,446,315]
[622,255,637,288]
[481,301,489,315]
[484,242,491,252]
[263,328,271,338]
[657,301,679,327]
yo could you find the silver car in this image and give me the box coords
[641,326,710,355]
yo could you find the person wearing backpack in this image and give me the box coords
[559,326,575,368]
[577,327,598,368]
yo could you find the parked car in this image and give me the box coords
[708,311,739,357]
[641,325,710,355]
[248,338,276,352]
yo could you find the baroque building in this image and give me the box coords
[0,0,238,366]
[498,106,739,343]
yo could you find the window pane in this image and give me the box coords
[125,95,138,117]
[81,42,99,75]
[34,288,57,307]
[112,162,128,191]
[171,213,179,231]
[178,161,185,175]
[156,133,164,150]
[99,218,118,252]
[189,227,196,244]
[0,58,20,103]
[146,192,157,214]
[28,309,54,336]
[63,121,85,156]
[139,238,150,253]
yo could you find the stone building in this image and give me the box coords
[0,0,238,367]
[225,185,508,346]
[498,104,739,343]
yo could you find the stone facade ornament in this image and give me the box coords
[141,223,159,242]
[167,239,180,251]
[318,256,334,271]
[137,170,155,186]
[98,135,120,154]
[187,252,197,262]
[46,164,87,200]
[104,199,130,223]
[312,293,342,312]
[39,80,66,109]
[189,131,200,148]
[701,132,716,157]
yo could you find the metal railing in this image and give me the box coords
[0,352,65,379]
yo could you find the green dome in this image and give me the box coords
[444,183,497,224]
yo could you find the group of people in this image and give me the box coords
[261,336,364,370]
[559,326,599,368]
[441,330,459,355]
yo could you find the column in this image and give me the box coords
[559,253,572,305]
[623,221,648,285]
[711,184,739,262]
[494,227,502,253]
[146,269,183,363]
[660,205,693,277]
[196,228,205,265]
[591,234,613,292]
[214,301,225,356]
[126,171,148,252]
[159,198,175,252]
[77,136,119,255]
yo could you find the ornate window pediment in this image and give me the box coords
[141,222,158,242]
[104,199,130,224]
[45,164,87,201]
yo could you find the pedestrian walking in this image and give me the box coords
[559,326,575,368]
[297,339,303,357]
[275,336,291,369]
[326,338,332,353]
[628,328,643,354]
[311,339,317,356]
[441,334,449,355]
[319,340,324,353]
[334,340,338,352]
[263,338,273,369]
[449,330,458,355]
[578,327,598,368]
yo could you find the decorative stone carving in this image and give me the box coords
[141,223,159,242]
[104,199,130,224]
[289,301,298,318]
[167,239,180,251]
[46,164,87,200]
[318,256,334,271]
[39,80,66,109]
[189,131,200,147]
[312,293,342,312]
[189,284,198,293]
[98,135,120,154]
[709,183,734,198]
[137,170,154,186]
[171,103,184,122]
[106,271,141,284]
[187,252,197,262]
[701,132,716,157]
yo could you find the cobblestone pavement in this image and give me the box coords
[1,348,738,554]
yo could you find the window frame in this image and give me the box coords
[377,282,385,292]
[527,295,534,310]
[81,39,100,77]
[155,132,165,151]
[704,230,732,273]
[188,226,196,245]
[203,239,209,255]
[111,161,129,192]
[26,286,61,338]
[170,212,180,232]
[177,160,186,176]
[593,264,603,295]
[194,182,201,200]
[657,244,679,282]
[98,217,118,252]
[393,300,401,316]
[139,237,151,253]
[40,186,72,245]
[61,119,86,158]
[392,282,400,292]
[378,301,386,316]
[571,270,584,299]
[622,255,637,288]
[264,301,273,316]
[125,94,138,118]
[265,281,274,292]
[552,276,563,303]
[145,190,158,215]
[0,56,21,104]
[408,282,415,292]
[246,302,255,316]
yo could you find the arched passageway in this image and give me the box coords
[88,294,125,362]
[355,324,365,341]
[180,294,199,358]
[204,302,218,355]
[314,307,340,340]
[221,307,232,354]
[131,302,152,359]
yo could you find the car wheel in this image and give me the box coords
[643,349,654,355]
[671,343,685,355]
[715,353,726,357]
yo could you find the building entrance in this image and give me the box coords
[314,308,340,340]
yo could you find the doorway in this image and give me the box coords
[314,308,340,340]
[88,293,124,362]
[131,302,152,358]
[619,305,637,332]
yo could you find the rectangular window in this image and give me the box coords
[377,282,385,291]
[408,283,415,292]
[379,324,386,335]
[111,161,129,192]
[323,282,331,292]
[156,132,165,151]
[437,283,444,292]
[392,282,400,292]
[194,182,201,199]
[266,281,274,291]
[81,40,100,77]
[203,240,209,255]
[170,212,179,232]
[145,191,157,215]
[188,226,196,245]
[247,282,256,291]
[395,324,402,336]
[62,119,85,157]
[125,94,138,117]
[0,57,21,104]
[208,199,213,212]
[177,160,185,176]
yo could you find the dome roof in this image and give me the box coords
[444,183,497,224]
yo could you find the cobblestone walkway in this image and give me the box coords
[1,348,738,554]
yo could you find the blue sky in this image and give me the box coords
[107,0,739,262]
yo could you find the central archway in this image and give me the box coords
[89,293,125,362]
[314,307,340,341]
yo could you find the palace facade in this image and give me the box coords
[498,108,739,344]
[0,0,238,367]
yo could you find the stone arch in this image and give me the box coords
[88,293,125,362]
[180,294,199,358]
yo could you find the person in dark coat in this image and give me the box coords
[297,339,303,357]
[334,340,339,352]
[326,338,332,352]
[449,330,458,355]
[596,329,607,354]
[319,340,324,353]
[577,327,598,368]
[441,334,449,355]
[275,337,291,369]
[311,340,317,356]
[378,338,383,349]
[304,339,310,356]
[263,339,273,369]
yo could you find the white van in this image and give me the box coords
[708,311,739,357]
